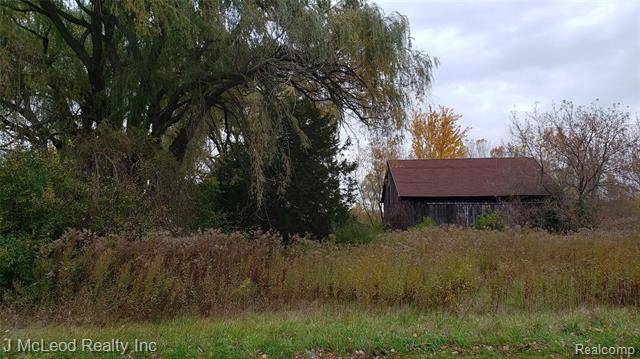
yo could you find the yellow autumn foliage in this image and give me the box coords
[409,105,469,159]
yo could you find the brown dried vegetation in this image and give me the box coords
[10,227,640,323]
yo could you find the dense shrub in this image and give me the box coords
[0,234,38,293]
[474,212,505,230]
[0,141,191,293]
[0,150,86,239]
[64,127,192,233]
[186,178,233,232]
[0,150,87,293]
[8,228,638,322]
[0,137,191,238]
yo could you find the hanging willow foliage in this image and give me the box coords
[0,0,435,201]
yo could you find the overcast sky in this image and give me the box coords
[376,0,640,144]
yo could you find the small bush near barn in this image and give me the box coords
[332,220,378,244]
[474,212,505,230]
[409,216,436,231]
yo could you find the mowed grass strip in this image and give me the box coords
[3,306,639,358]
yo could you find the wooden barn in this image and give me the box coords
[380,158,549,229]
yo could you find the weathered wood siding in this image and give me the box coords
[382,172,544,229]
[399,200,503,227]
[384,197,502,229]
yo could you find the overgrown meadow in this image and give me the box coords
[4,227,638,324]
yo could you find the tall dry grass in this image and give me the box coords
[8,228,640,322]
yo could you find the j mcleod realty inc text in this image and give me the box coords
[2,338,157,354]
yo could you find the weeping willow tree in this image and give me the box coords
[0,0,434,199]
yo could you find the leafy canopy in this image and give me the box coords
[409,105,468,159]
[0,0,434,197]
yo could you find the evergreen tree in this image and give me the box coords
[192,99,356,239]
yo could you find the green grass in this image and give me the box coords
[2,305,639,358]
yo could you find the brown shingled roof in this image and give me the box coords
[387,157,548,198]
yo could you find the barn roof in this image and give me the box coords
[385,157,548,198]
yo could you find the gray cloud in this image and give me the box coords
[377,0,640,142]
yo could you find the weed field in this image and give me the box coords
[3,228,638,322]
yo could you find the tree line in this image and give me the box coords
[0,0,434,237]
